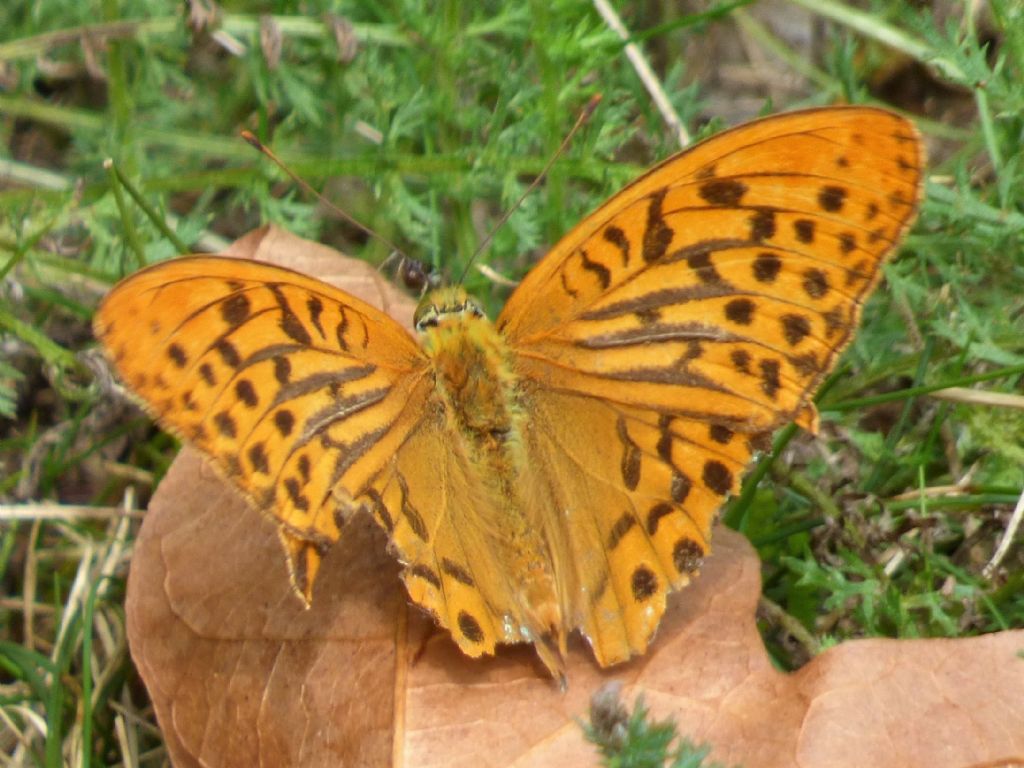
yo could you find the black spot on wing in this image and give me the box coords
[248,442,270,474]
[670,470,691,503]
[397,474,429,542]
[617,417,641,491]
[673,538,703,574]
[269,285,312,345]
[603,226,630,266]
[213,411,237,438]
[235,379,258,408]
[578,248,611,290]
[608,513,636,550]
[631,566,658,601]
[274,355,291,384]
[441,558,475,586]
[642,189,673,264]
[698,178,748,206]
[215,339,241,368]
[410,563,441,588]
[781,314,812,346]
[753,252,781,283]
[818,185,847,212]
[759,359,781,398]
[646,503,673,536]
[167,343,188,368]
[709,424,733,444]
[748,208,776,241]
[221,293,251,326]
[731,349,751,374]
[458,611,485,643]
[307,296,325,338]
[702,460,732,495]
[284,476,310,511]
[274,409,295,436]
[725,298,754,325]
[684,247,722,284]
[802,268,829,299]
[793,219,816,244]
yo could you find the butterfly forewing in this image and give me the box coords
[94,256,431,600]
[499,107,922,431]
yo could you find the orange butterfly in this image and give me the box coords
[95,106,923,682]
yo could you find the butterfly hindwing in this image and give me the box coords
[521,389,758,663]
[362,403,572,675]
[363,416,508,659]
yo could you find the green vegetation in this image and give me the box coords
[585,682,733,768]
[2,1,1022,764]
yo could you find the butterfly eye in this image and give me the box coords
[414,305,440,332]
[412,297,439,330]
[398,257,433,293]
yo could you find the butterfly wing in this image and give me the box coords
[95,256,432,602]
[518,394,760,666]
[498,107,924,663]
[357,413,560,670]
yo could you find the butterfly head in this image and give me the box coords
[413,286,487,333]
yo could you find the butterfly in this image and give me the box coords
[94,106,923,682]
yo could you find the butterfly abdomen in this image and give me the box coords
[417,295,568,674]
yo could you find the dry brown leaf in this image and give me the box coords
[126,229,1024,767]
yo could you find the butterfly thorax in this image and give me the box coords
[415,287,532,509]
[415,287,520,442]
[414,286,567,672]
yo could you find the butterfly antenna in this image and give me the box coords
[240,130,409,263]
[457,93,603,285]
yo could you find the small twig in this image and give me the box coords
[474,261,519,288]
[21,520,41,652]
[0,705,45,764]
[591,0,690,148]
[927,387,1024,410]
[96,490,136,600]
[895,290,924,349]
[0,598,56,613]
[888,467,978,502]
[758,595,822,656]
[882,528,920,577]
[983,486,1024,579]
[97,460,156,488]
[0,503,142,522]
[108,698,166,739]
[54,540,95,659]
